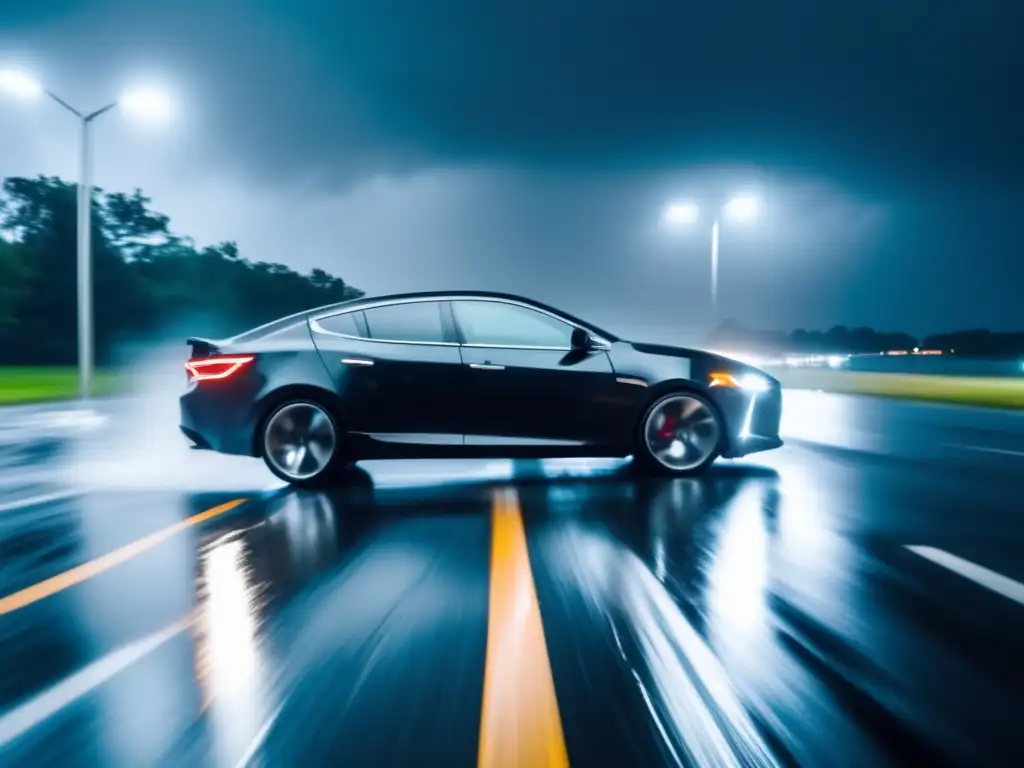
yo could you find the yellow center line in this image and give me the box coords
[478,488,569,768]
[0,497,248,616]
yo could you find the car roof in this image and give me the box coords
[308,290,620,341]
[228,291,619,344]
[310,290,543,313]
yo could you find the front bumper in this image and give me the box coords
[720,385,783,458]
[726,434,784,458]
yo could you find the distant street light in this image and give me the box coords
[662,201,699,226]
[0,69,43,98]
[1,68,172,399]
[662,194,760,321]
[723,195,759,223]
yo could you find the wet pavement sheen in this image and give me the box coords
[0,392,1023,766]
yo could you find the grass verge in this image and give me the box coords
[3,364,1024,411]
[770,368,1024,410]
[0,367,122,405]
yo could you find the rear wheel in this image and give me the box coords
[635,391,723,476]
[260,399,345,487]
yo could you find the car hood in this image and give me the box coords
[628,341,778,382]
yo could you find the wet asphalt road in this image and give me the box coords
[0,391,1023,767]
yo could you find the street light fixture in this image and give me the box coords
[662,194,760,320]
[120,88,173,123]
[662,201,699,226]
[0,68,172,399]
[0,69,43,98]
[723,195,759,223]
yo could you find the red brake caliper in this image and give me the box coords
[659,414,676,439]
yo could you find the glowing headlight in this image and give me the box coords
[709,371,771,392]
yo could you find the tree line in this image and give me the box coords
[3,174,1020,366]
[708,320,1024,358]
[0,176,364,365]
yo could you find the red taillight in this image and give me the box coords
[185,355,255,382]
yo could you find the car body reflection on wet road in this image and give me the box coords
[1,392,1023,766]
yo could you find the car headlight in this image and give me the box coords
[709,371,771,392]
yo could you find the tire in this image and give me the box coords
[259,398,346,487]
[634,390,724,476]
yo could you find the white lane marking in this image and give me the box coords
[0,618,190,747]
[947,444,1024,458]
[0,490,81,514]
[906,546,1024,606]
[234,703,284,768]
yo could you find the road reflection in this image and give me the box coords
[527,460,919,767]
[518,465,783,765]
[4,430,1022,768]
[195,532,267,763]
[188,469,378,763]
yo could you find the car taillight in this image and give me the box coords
[185,355,255,382]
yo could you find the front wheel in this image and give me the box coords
[634,391,723,476]
[260,399,345,487]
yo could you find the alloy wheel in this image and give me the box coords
[263,402,337,480]
[643,394,721,471]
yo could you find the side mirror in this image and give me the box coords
[570,327,592,351]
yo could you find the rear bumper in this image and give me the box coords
[179,384,258,456]
[179,424,212,450]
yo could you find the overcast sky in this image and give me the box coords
[2,0,1022,342]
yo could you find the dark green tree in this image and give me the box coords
[0,175,364,365]
[0,238,30,333]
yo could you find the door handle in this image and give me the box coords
[469,363,505,370]
[341,358,374,366]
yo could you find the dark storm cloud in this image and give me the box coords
[3,0,1024,336]
[4,0,1021,192]
[285,0,1021,193]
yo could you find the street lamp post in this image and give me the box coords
[1,69,170,399]
[73,101,117,401]
[710,217,720,316]
[663,195,759,323]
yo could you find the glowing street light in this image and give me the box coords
[0,69,43,99]
[662,201,699,226]
[0,68,172,399]
[120,88,174,123]
[723,194,759,222]
[662,193,760,320]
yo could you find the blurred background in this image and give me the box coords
[1,1,1023,767]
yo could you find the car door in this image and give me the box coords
[451,298,617,447]
[309,300,465,444]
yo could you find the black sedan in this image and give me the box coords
[179,291,783,486]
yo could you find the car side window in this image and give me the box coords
[363,301,446,343]
[315,311,362,337]
[453,301,574,348]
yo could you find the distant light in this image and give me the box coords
[0,68,43,99]
[120,87,172,122]
[662,201,699,226]
[724,195,759,222]
[913,347,920,353]
[827,355,846,369]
